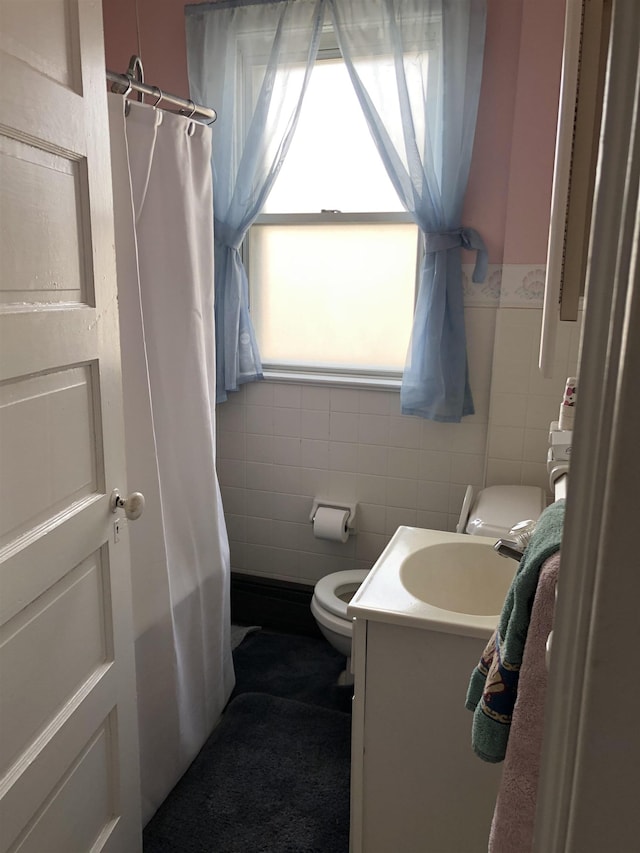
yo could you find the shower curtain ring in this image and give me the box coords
[152,86,163,108]
[120,78,133,98]
[186,99,197,118]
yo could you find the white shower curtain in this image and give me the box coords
[108,93,235,824]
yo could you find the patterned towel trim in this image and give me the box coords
[478,631,520,727]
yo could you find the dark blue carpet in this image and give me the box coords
[231,629,353,714]
[143,630,351,852]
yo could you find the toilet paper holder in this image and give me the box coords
[309,499,358,534]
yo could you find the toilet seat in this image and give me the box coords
[313,570,369,620]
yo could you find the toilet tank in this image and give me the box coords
[463,485,546,538]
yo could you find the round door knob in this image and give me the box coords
[110,489,145,520]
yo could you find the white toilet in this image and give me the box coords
[310,485,546,673]
[311,569,369,659]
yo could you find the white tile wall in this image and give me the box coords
[216,305,497,584]
[216,276,583,586]
[485,301,582,498]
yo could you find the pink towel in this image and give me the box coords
[489,551,561,853]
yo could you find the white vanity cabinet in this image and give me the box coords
[349,614,503,853]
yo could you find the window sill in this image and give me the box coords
[262,368,402,392]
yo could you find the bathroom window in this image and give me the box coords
[247,48,421,382]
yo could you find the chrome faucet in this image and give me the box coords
[493,538,525,560]
[493,519,538,561]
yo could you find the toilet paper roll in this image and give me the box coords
[313,507,350,543]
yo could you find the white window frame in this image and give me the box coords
[243,38,424,389]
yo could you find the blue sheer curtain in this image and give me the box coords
[186,0,325,402]
[329,0,487,421]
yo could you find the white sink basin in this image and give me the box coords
[400,540,515,616]
[348,526,517,639]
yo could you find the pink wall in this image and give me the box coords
[102,0,564,265]
[502,0,566,263]
[103,0,193,96]
[462,0,522,263]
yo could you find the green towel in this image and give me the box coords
[465,499,565,762]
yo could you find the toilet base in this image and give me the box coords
[338,663,353,687]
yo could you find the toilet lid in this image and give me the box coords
[314,570,369,620]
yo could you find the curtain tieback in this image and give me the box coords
[214,218,243,251]
[423,227,488,283]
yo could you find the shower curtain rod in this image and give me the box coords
[106,56,216,124]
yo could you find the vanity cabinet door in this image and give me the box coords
[351,619,502,853]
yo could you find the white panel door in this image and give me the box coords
[0,2,142,851]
